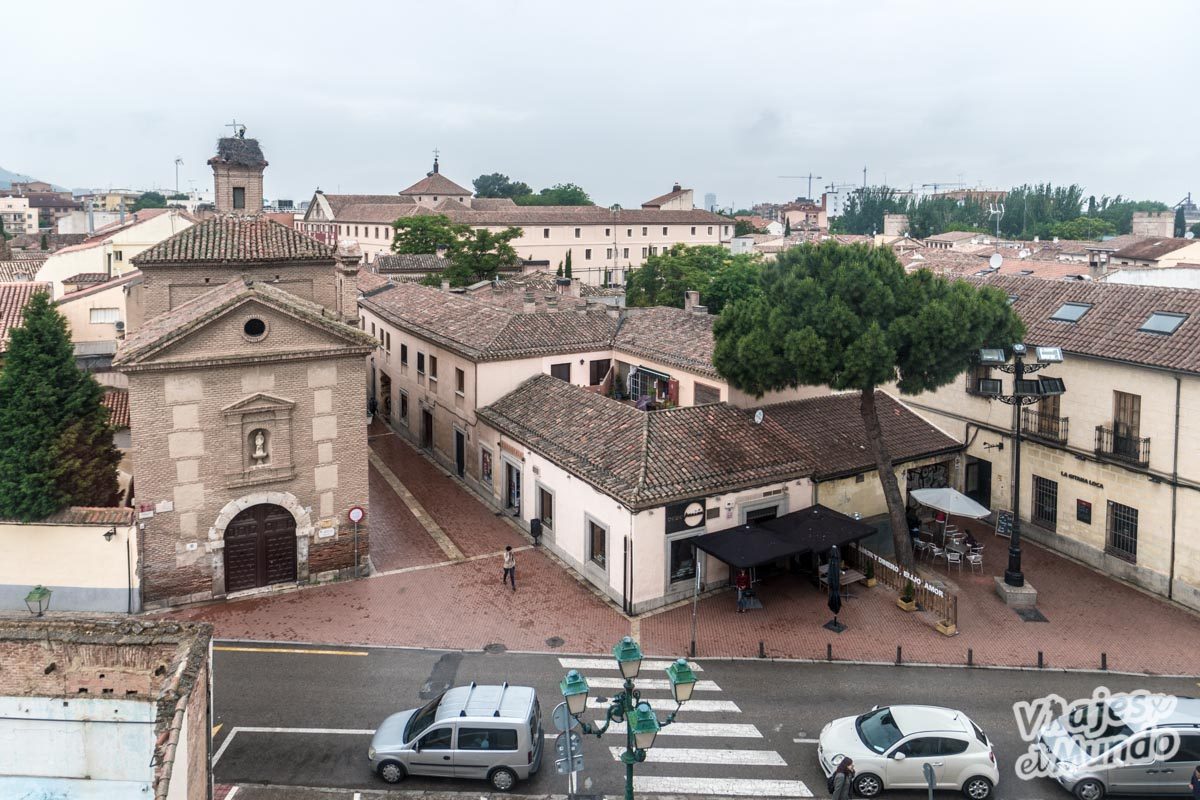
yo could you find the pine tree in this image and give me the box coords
[784,218,792,236]
[0,292,120,520]
[556,261,563,277]
[1175,206,1187,238]
[564,249,573,278]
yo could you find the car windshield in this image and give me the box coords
[856,708,905,754]
[404,693,445,742]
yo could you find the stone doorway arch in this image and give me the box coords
[211,491,313,597]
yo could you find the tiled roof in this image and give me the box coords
[614,306,719,378]
[133,215,334,266]
[440,206,727,226]
[335,203,424,224]
[643,187,690,208]
[1085,234,1144,252]
[479,378,955,507]
[0,281,50,352]
[0,259,43,282]
[42,506,135,525]
[399,171,472,197]
[471,198,518,210]
[375,253,445,273]
[103,388,130,429]
[115,278,375,366]
[1111,237,1193,261]
[63,272,109,286]
[56,270,142,304]
[758,392,961,480]
[210,137,268,169]
[467,271,615,301]
[362,281,617,361]
[321,193,415,217]
[967,273,1200,374]
[357,270,392,293]
[926,231,980,242]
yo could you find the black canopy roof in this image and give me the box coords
[690,504,874,569]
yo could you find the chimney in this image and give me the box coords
[684,290,701,312]
[440,279,450,292]
[523,291,536,314]
[86,200,95,236]
[435,244,448,259]
[119,201,125,224]
[569,278,582,298]
[672,182,682,192]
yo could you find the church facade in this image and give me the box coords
[115,135,374,608]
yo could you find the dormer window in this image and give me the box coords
[1139,311,1187,335]
[1050,302,1091,322]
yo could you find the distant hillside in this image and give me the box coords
[0,165,69,192]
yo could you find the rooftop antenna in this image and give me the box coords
[862,165,868,189]
[988,202,1006,239]
[174,157,183,195]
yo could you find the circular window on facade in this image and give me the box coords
[243,317,267,340]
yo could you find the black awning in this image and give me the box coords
[691,505,874,569]
[633,365,672,382]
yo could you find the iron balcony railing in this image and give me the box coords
[1095,425,1151,467]
[1022,409,1069,444]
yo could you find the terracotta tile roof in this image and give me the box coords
[357,270,392,293]
[320,193,415,217]
[62,272,109,286]
[1111,237,1193,261]
[440,206,728,227]
[133,215,334,266]
[103,388,130,429]
[0,281,50,353]
[115,278,375,366]
[759,392,961,480]
[614,307,719,378]
[926,231,979,242]
[0,259,42,282]
[466,271,616,304]
[471,198,518,210]
[399,171,472,197]
[209,136,268,169]
[335,203,425,224]
[362,281,617,361]
[642,187,690,208]
[1085,234,1144,252]
[967,273,1200,374]
[41,506,135,525]
[479,378,955,507]
[374,253,445,273]
[56,270,142,304]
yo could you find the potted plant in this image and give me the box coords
[864,559,876,588]
[896,579,917,612]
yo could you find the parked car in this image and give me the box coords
[1037,694,1200,799]
[369,682,543,791]
[818,704,999,799]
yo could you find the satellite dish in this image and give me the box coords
[1187,231,1196,240]
[989,253,1003,270]
[753,409,764,425]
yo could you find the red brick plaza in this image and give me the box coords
[168,424,1200,676]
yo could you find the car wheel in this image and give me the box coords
[1073,778,1106,800]
[962,775,993,799]
[377,760,406,784]
[489,766,518,791]
[853,772,884,798]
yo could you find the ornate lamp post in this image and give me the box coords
[559,636,697,800]
[978,344,1065,587]
[24,585,52,616]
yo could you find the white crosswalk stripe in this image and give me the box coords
[583,677,720,691]
[599,721,761,738]
[559,657,703,672]
[587,697,739,713]
[612,746,786,765]
[634,777,813,797]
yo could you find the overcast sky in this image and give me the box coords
[4,0,1197,208]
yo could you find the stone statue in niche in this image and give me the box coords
[251,430,269,465]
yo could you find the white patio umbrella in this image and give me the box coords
[909,488,991,519]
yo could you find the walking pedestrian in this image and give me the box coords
[502,545,517,591]
[1190,764,1200,799]
[734,569,750,613]
[829,756,854,800]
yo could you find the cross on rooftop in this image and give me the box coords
[226,118,246,138]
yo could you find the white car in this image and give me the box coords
[818,704,999,799]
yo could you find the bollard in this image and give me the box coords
[826,643,833,661]
[1037,651,1044,669]
[967,648,973,667]
[758,640,765,659]
[1101,652,1107,671]
[690,640,696,658]
[896,645,903,665]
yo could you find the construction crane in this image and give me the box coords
[778,172,822,201]
[921,181,967,194]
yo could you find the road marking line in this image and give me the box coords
[212,723,223,737]
[212,726,375,767]
[369,451,465,561]
[225,788,239,800]
[353,794,361,800]
[214,646,369,657]
[584,677,720,691]
[560,658,703,672]
[794,738,820,744]
[600,721,761,738]
[587,698,736,713]
[634,777,812,797]
[613,746,785,765]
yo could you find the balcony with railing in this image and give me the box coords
[1095,425,1150,467]
[1022,409,1069,444]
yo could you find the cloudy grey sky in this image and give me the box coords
[4,0,1197,208]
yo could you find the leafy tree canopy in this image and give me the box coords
[132,191,167,212]
[0,292,120,520]
[734,219,764,237]
[472,173,533,199]
[1052,216,1115,241]
[514,183,594,206]
[625,244,762,314]
[392,215,471,255]
[417,225,523,288]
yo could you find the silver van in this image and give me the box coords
[369,682,543,791]
[1038,694,1200,799]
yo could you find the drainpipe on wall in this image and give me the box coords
[1169,375,1182,600]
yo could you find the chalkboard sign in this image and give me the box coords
[995,509,1014,538]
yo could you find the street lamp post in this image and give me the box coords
[978,344,1065,587]
[560,636,697,800]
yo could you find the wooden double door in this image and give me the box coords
[224,504,297,593]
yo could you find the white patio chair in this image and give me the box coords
[945,550,963,573]
[927,544,945,565]
[967,551,983,574]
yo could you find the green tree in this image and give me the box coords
[784,218,792,236]
[40,233,48,250]
[1175,207,1187,238]
[625,245,762,314]
[734,219,762,237]
[712,242,1023,570]
[0,292,120,520]
[472,173,533,199]
[556,261,564,277]
[514,183,593,206]
[1191,222,1200,238]
[830,187,906,235]
[1085,196,1169,236]
[1051,216,1115,241]
[564,249,573,278]
[0,217,8,240]
[132,191,167,212]
[423,226,523,287]
[392,214,470,255]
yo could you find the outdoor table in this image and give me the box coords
[819,565,866,588]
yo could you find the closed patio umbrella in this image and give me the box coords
[824,545,846,633]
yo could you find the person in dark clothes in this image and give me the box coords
[1190,764,1200,799]
[830,757,855,800]
[502,545,516,591]
[734,569,751,613]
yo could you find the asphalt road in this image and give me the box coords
[212,641,1198,799]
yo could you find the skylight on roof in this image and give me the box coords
[1139,311,1187,335]
[1051,302,1092,322]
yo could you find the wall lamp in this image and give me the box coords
[103,527,117,542]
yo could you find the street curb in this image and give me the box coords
[211,637,1195,679]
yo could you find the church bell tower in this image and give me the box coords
[209,123,267,215]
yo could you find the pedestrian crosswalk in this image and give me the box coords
[556,657,812,798]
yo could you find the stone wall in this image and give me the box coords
[139,260,339,321]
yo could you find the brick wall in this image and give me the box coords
[139,260,339,321]
[0,639,176,697]
[212,164,263,216]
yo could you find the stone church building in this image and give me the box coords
[114,134,374,608]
